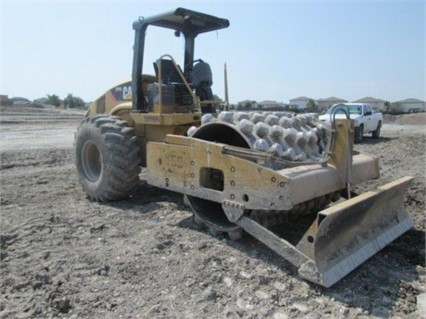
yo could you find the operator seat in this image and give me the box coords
[153,59,183,84]
[192,59,215,113]
[153,59,193,107]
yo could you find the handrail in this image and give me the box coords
[331,106,353,199]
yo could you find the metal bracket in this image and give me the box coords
[222,200,245,223]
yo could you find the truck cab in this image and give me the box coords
[318,103,383,142]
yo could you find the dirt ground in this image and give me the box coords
[0,106,425,319]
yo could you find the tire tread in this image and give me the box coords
[75,115,141,202]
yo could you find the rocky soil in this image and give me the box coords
[0,106,425,319]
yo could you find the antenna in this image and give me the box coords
[224,63,229,110]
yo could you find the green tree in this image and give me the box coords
[46,94,61,107]
[384,101,391,111]
[64,93,86,109]
[213,94,223,102]
[306,99,316,111]
[390,102,403,114]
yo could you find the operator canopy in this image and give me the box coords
[131,8,229,112]
[133,7,230,35]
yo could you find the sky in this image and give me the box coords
[1,0,424,104]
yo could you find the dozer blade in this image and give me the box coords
[227,176,414,288]
[297,176,414,287]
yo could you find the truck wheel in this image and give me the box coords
[354,125,363,143]
[372,121,381,139]
[75,115,141,201]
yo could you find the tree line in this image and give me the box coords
[44,93,87,109]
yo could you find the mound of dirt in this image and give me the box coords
[383,113,426,126]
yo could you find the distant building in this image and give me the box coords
[289,96,314,109]
[316,97,348,110]
[11,97,30,106]
[395,98,426,113]
[254,100,287,110]
[352,97,386,111]
[0,94,12,106]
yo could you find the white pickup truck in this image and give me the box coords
[318,103,383,142]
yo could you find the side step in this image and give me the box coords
[223,176,414,287]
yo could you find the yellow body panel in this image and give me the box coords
[146,122,380,211]
[146,138,380,210]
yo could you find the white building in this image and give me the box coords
[395,98,426,112]
[255,100,287,110]
[316,97,348,110]
[289,96,314,109]
[353,97,386,111]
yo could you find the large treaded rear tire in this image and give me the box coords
[75,115,141,201]
[354,125,364,143]
[372,121,381,139]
